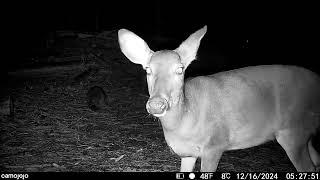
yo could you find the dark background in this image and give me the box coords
[6,2,319,74]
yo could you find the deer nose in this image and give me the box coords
[146,97,168,116]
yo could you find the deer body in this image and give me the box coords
[166,65,319,150]
[118,26,320,172]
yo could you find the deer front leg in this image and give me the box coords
[200,147,224,172]
[180,156,197,172]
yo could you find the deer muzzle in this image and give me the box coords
[146,96,169,117]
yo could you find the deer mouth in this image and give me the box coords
[146,96,169,117]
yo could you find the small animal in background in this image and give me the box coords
[0,95,14,119]
[87,86,107,111]
[118,25,320,172]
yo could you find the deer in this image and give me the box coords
[118,25,320,172]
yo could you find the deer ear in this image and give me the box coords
[118,29,154,69]
[175,25,207,68]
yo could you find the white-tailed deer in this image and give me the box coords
[118,25,320,172]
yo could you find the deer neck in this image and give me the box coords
[159,89,191,132]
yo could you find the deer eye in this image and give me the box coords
[146,67,152,75]
[176,66,183,74]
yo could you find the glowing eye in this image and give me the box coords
[146,67,152,75]
[176,67,183,74]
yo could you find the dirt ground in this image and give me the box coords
[1,32,296,172]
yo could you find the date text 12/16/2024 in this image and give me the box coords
[175,172,320,180]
